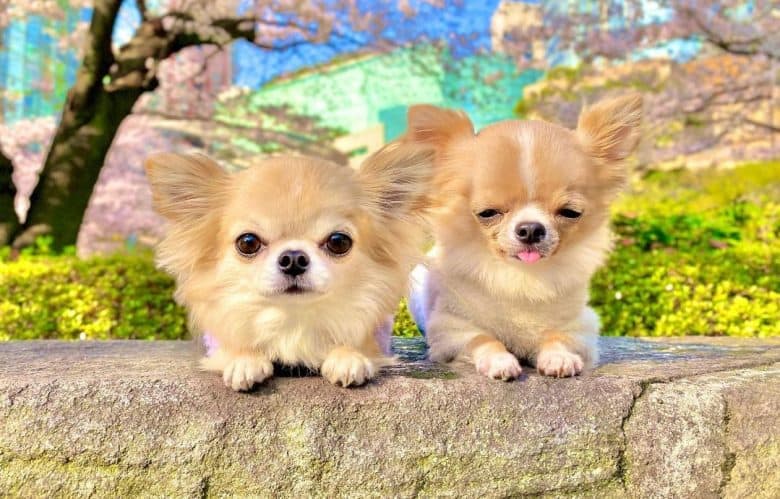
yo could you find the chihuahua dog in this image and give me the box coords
[145,143,433,390]
[405,94,642,379]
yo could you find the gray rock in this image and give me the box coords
[0,337,778,497]
[623,365,780,498]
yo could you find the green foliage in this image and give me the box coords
[591,161,780,337]
[393,299,421,338]
[683,114,706,128]
[591,244,779,337]
[545,65,583,83]
[513,62,666,120]
[513,98,533,118]
[0,244,422,340]
[0,252,186,341]
[15,235,76,257]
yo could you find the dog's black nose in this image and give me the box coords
[278,250,309,276]
[515,222,546,244]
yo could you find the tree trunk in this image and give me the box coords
[10,0,128,250]
[8,1,331,250]
[0,147,17,246]
[14,86,144,249]
[8,1,261,250]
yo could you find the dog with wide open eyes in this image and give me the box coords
[145,142,434,390]
[405,94,642,379]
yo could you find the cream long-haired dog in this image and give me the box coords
[145,143,433,390]
[405,94,642,379]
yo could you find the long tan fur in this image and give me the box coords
[406,94,643,379]
[145,142,434,390]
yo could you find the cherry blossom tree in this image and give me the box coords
[498,0,778,67]
[499,0,778,166]
[0,0,437,249]
[5,0,776,249]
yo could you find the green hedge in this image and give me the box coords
[591,161,780,337]
[0,252,186,341]
[591,244,778,337]
[1,161,778,340]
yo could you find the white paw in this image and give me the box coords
[321,349,377,388]
[223,356,273,391]
[476,351,522,381]
[536,349,584,378]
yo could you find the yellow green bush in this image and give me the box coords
[590,161,780,337]
[0,252,186,340]
[590,244,779,337]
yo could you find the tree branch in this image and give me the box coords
[66,0,123,113]
[136,0,148,20]
[680,4,779,60]
[104,12,320,94]
[744,117,780,133]
[138,110,349,164]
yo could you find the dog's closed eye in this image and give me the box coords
[557,208,582,219]
[477,209,501,219]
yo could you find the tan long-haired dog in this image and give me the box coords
[406,94,642,379]
[145,143,433,390]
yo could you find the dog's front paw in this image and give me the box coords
[475,351,522,381]
[223,356,273,391]
[536,349,584,378]
[321,347,377,388]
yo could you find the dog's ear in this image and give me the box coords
[405,104,474,149]
[144,153,228,222]
[576,93,642,189]
[359,141,435,220]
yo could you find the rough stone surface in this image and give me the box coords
[624,365,780,498]
[0,337,778,498]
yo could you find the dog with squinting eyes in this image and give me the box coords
[145,142,434,391]
[406,94,642,379]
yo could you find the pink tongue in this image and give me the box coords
[518,250,541,263]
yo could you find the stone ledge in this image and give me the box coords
[0,337,778,497]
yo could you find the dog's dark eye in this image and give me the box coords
[558,208,582,219]
[324,232,352,256]
[477,209,501,220]
[235,233,263,256]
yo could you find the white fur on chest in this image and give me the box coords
[411,235,605,360]
[192,289,388,368]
